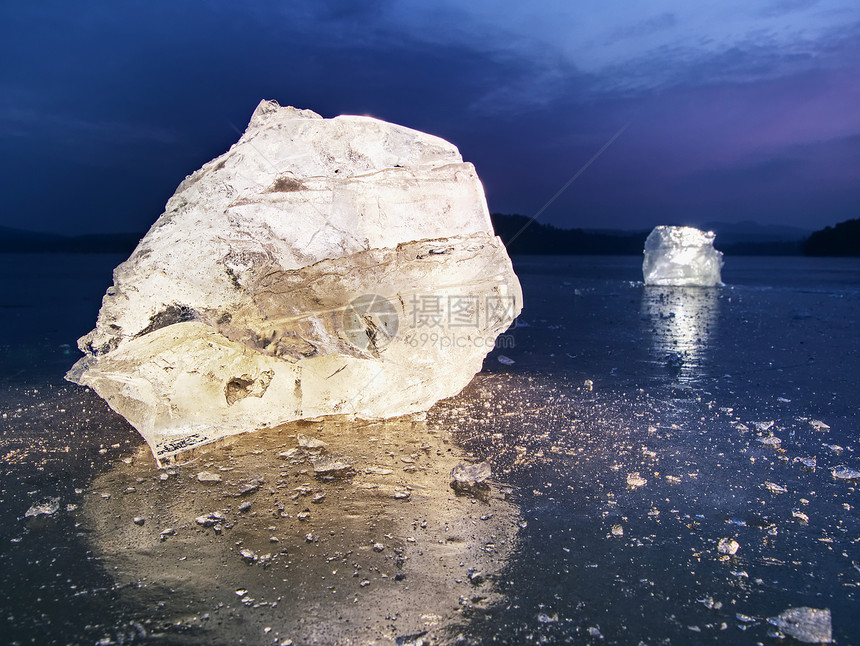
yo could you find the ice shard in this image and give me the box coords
[768,607,832,644]
[642,226,723,286]
[67,100,522,461]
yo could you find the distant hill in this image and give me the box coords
[698,220,810,245]
[0,226,142,253]
[490,214,647,255]
[804,218,860,257]
[2,217,849,257]
[490,214,806,256]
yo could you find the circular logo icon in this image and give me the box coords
[342,294,399,352]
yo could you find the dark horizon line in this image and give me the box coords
[1,216,856,257]
[0,215,822,239]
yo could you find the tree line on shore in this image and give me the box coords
[0,216,857,256]
[490,214,859,257]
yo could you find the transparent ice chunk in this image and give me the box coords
[312,456,353,476]
[768,607,832,643]
[832,465,860,480]
[450,462,491,485]
[297,434,327,449]
[717,537,740,555]
[24,497,60,518]
[642,226,723,287]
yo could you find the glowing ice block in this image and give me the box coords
[66,100,522,461]
[642,226,723,287]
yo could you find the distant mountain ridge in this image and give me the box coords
[804,218,860,257]
[490,214,646,255]
[490,214,808,256]
[697,220,810,245]
[1,217,854,256]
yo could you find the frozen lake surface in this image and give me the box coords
[1,253,858,644]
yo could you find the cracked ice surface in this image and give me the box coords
[66,100,522,460]
[642,226,723,287]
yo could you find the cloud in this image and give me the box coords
[758,0,822,19]
[349,0,860,96]
[678,155,810,196]
[0,106,177,146]
[606,12,677,42]
[1,0,858,233]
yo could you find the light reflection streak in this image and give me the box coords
[641,286,719,384]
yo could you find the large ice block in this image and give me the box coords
[66,100,522,461]
[642,226,723,287]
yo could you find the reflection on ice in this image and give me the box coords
[641,286,719,383]
[81,414,519,645]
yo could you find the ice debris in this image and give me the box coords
[626,472,647,488]
[450,462,492,485]
[768,607,832,643]
[792,510,810,523]
[236,480,262,495]
[395,631,429,646]
[717,538,740,555]
[642,226,723,287]
[297,434,326,449]
[793,456,816,470]
[764,481,788,494]
[195,511,227,527]
[312,456,353,477]
[697,597,722,610]
[832,465,860,481]
[24,497,61,518]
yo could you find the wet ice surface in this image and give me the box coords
[81,416,519,645]
[2,382,520,646]
[2,253,860,644]
[447,255,859,645]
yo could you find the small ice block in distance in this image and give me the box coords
[642,226,723,287]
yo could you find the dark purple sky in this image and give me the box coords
[2,0,858,234]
